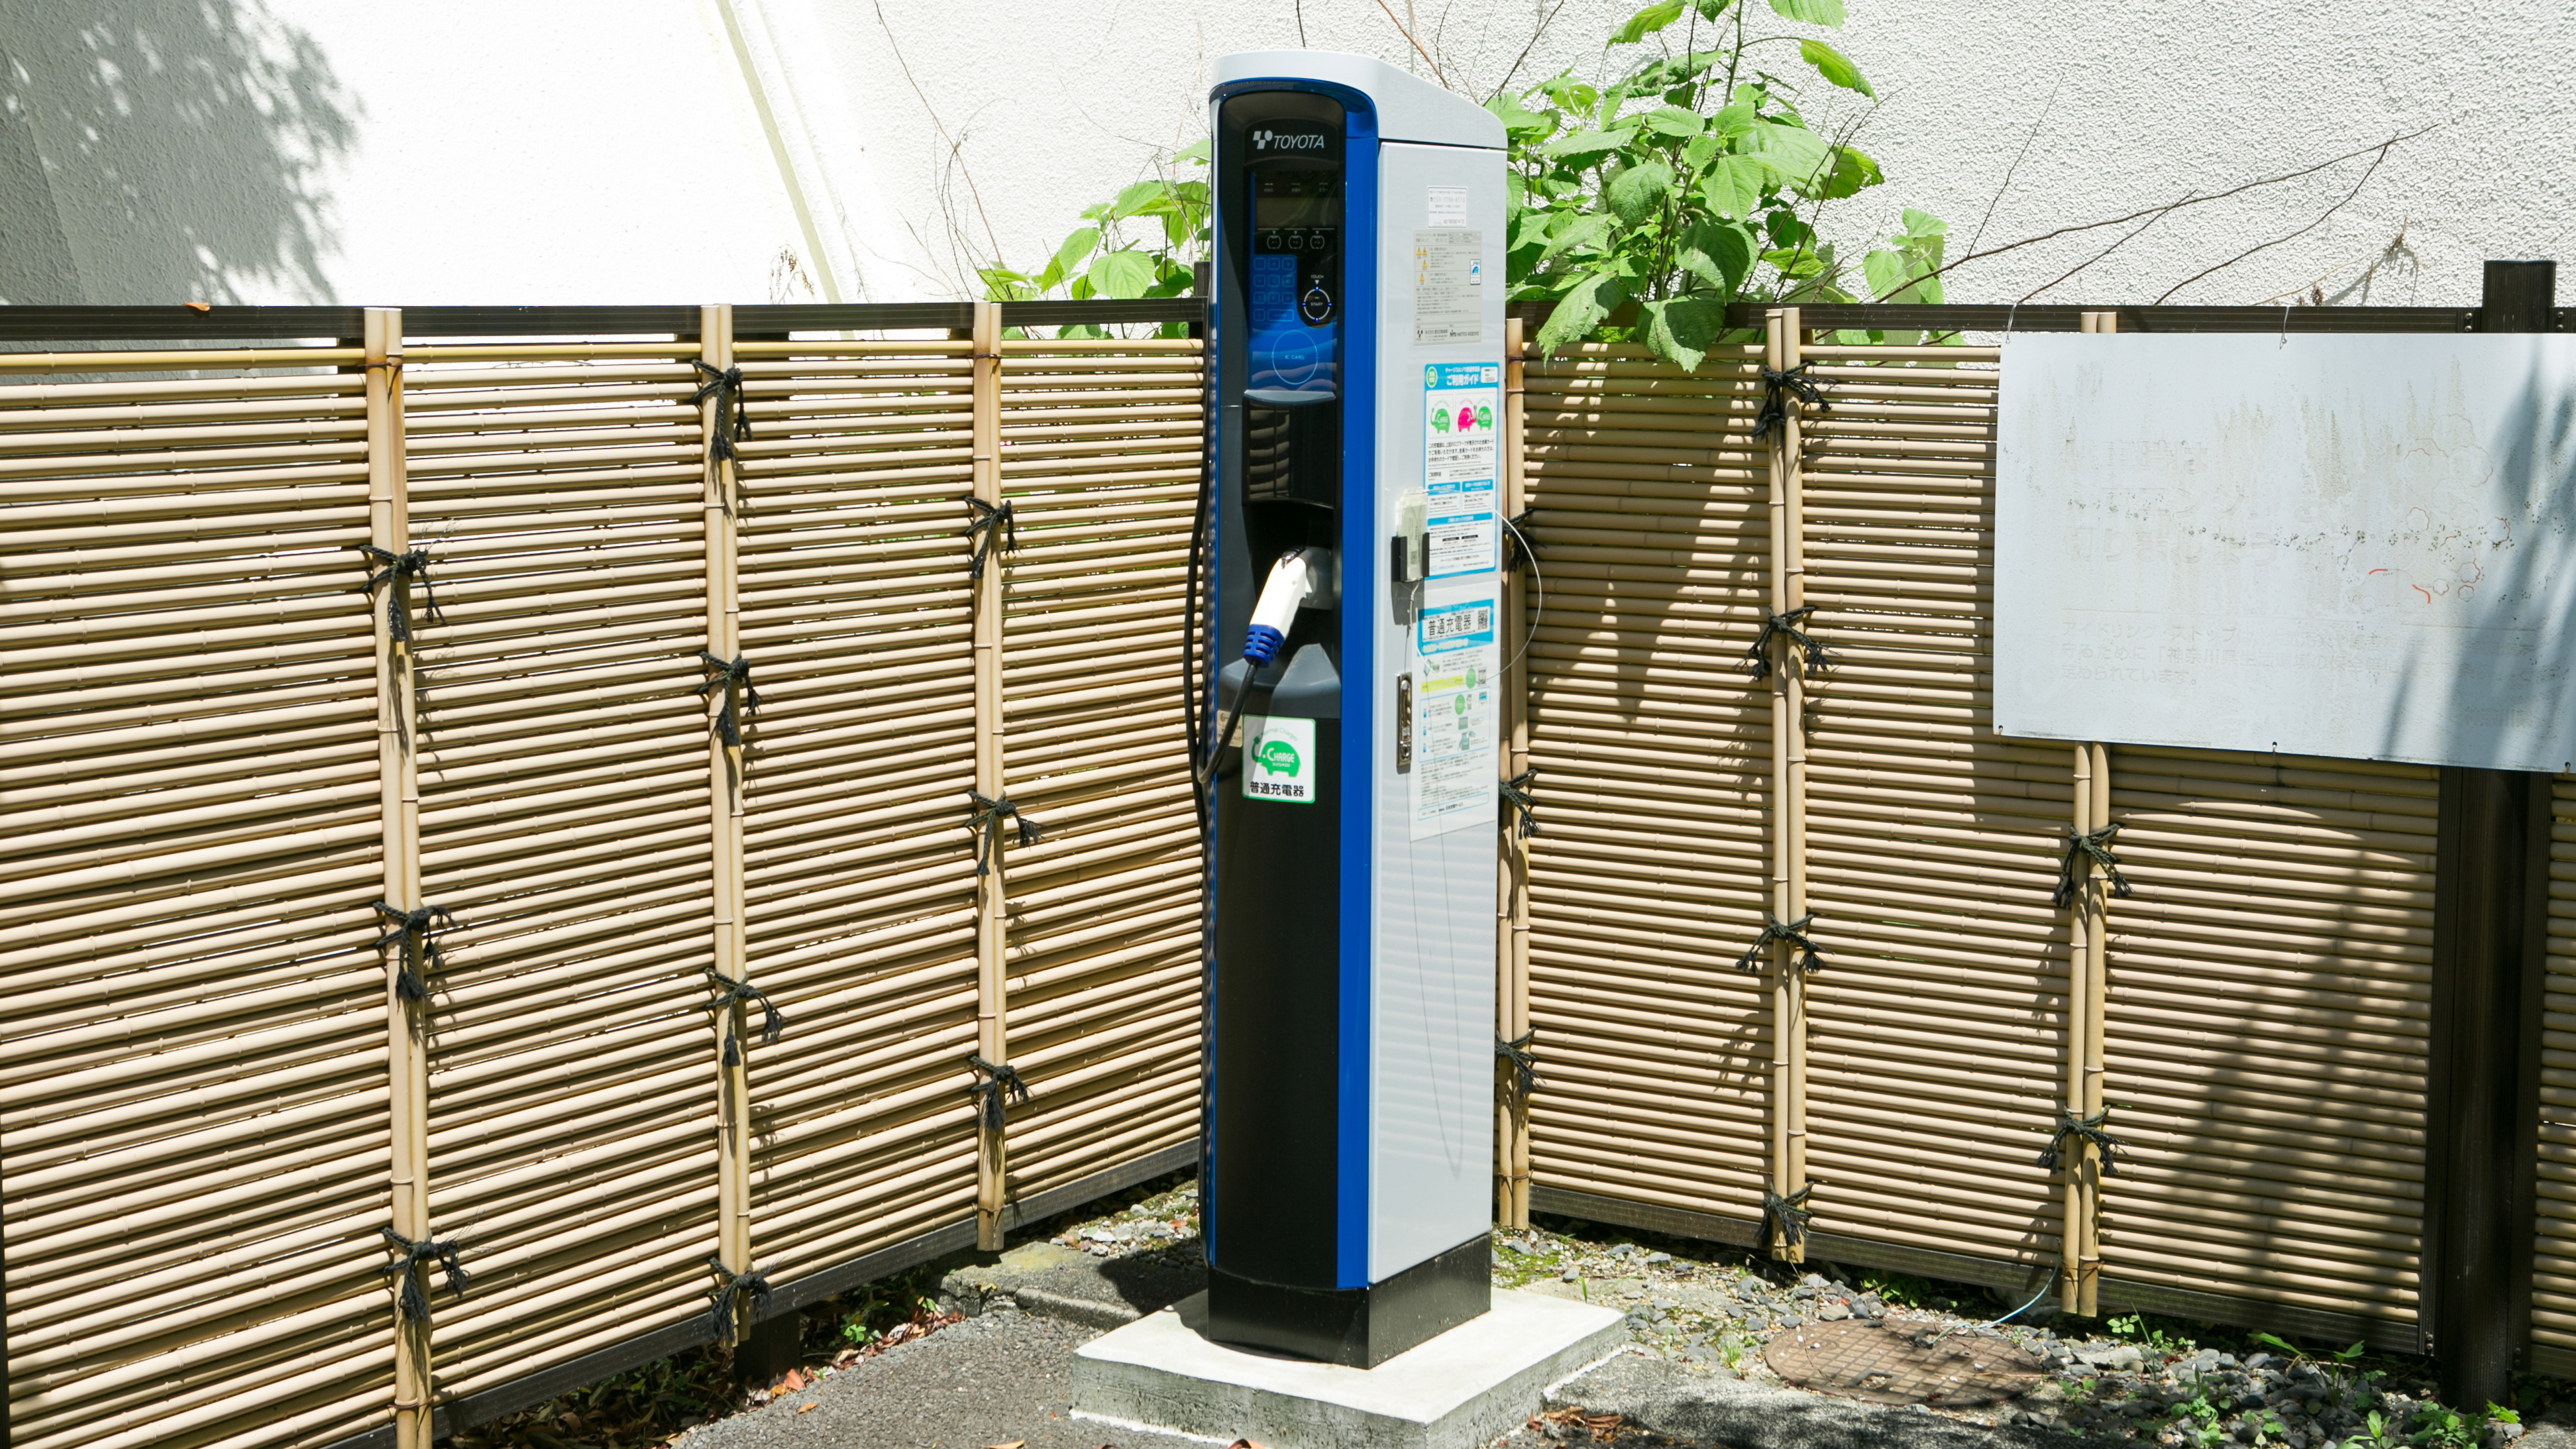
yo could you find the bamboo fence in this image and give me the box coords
[1,297,2565,1449]
[1515,309,2459,1358]
[0,304,1203,1449]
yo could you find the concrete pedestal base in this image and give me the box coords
[1072,1287,1628,1449]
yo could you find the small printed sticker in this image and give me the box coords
[1241,716,1318,803]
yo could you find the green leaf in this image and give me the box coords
[1640,295,1728,370]
[1798,38,1873,96]
[1745,121,1830,189]
[1486,93,1552,136]
[1539,125,1631,160]
[1108,180,1167,219]
[1539,211,1615,262]
[1691,0,1739,17]
[1050,227,1100,284]
[1900,207,1947,240]
[1604,158,1674,225]
[1640,105,1705,138]
[1676,219,1758,296]
[1762,246,1827,280]
[1534,270,1629,353]
[1697,154,1770,219]
[1802,144,1881,199]
[1766,0,1845,26]
[1612,0,1685,43]
[1087,248,1156,299]
[1173,138,1210,164]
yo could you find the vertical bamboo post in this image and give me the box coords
[1763,308,1809,1261]
[1497,317,1533,1230]
[701,304,755,1335]
[2057,309,2101,1312]
[2084,736,2110,1315]
[970,299,1010,1252]
[367,307,431,1449]
[2066,310,2117,1315]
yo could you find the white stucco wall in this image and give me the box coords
[0,0,2565,309]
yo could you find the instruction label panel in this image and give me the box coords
[1407,579,1498,840]
[1422,362,1500,578]
[1411,229,1485,345]
[1240,716,1317,803]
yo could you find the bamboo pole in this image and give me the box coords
[1762,307,1811,1261]
[700,303,758,1340]
[1498,315,1534,1230]
[2074,311,2117,1315]
[970,299,1010,1252]
[363,309,434,1449]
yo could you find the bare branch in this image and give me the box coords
[1964,84,2056,261]
[2152,137,2399,303]
[1295,0,1307,47]
[1485,0,1570,102]
[873,0,1005,278]
[1918,125,2436,295]
[2019,187,2194,303]
[1376,0,1451,87]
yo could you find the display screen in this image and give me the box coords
[1254,188,1334,229]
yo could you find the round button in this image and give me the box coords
[1299,282,1334,323]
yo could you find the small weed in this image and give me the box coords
[1858,1267,1938,1311]
[2107,1311,2199,1358]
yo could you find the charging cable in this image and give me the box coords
[1195,547,1329,790]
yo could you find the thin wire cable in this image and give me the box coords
[1924,1268,2060,1346]
[1499,512,1545,677]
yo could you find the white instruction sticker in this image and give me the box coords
[1407,580,1498,841]
[1240,716,1317,803]
[1426,186,1469,227]
[1422,362,1501,577]
[1411,229,1485,345]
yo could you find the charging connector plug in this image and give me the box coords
[1244,547,1332,665]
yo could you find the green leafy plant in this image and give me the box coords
[2406,1401,2518,1449]
[979,140,1209,337]
[1497,0,1943,366]
[2105,1311,2201,1358]
[2174,1373,2228,1449]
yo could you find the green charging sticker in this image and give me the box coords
[1242,716,1317,803]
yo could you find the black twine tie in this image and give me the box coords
[1761,1181,1817,1252]
[691,361,752,462]
[1750,362,1830,442]
[704,1256,772,1339]
[1734,911,1823,975]
[965,792,1043,877]
[2051,824,2135,908]
[704,969,784,1067]
[967,1054,1030,1132]
[358,546,445,644]
[963,497,1018,580]
[372,901,456,1002]
[1500,769,1540,839]
[1497,1030,1543,1098]
[2037,1108,2125,1176]
[1502,508,1540,572]
[382,1226,468,1322]
[698,651,759,747]
[1744,606,1829,682]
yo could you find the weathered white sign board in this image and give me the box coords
[1994,333,2576,772]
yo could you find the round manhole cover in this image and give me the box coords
[1763,1318,2045,1407]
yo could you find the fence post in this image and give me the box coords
[969,299,1012,1252]
[2426,256,2557,1407]
[365,307,433,1449]
[1763,307,1812,1261]
[698,303,760,1340]
[1497,316,1532,1230]
[2061,311,2118,1316]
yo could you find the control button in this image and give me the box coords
[1260,230,1283,252]
[1307,229,1330,251]
[1287,232,1304,250]
[1300,282,1334,323]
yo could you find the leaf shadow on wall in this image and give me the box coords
[0,0,355,305]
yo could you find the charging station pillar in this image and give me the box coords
[1201,52,1508,1368]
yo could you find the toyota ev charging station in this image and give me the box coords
[1201,52,1508,1367]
